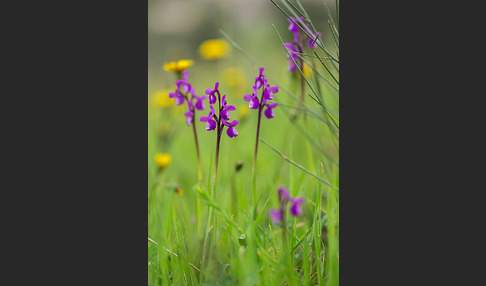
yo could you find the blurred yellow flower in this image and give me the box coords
[153,90,174,108]
[198,39,230,60]
[154,153,171,170]
[239,105,249,119]
[163,59,193,73]
[222,67,245,87]
[175,186,184,196]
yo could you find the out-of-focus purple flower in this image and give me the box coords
[288,16,304,42]
[278,186,291,202]
[284,16,321,72]
[193,93,206,111]
[307,32,322,48]
[200,105,217,131]
[223,119,239,138]
[269,185,305,225]
[184,100,194,126]
[205,82,219,104]
[168,70,207,123]
[284,43,300,72]
[269,209,282,224]
[290,198,305,216]
[169,91,185,105]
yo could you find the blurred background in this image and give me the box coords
[148,0,337,89]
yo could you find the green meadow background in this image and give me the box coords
[148,0,339,284]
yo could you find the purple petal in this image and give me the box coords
[243,94,253,101]
[290,198,305,216]
[229,119,239,127]
[265,102,278,109]
[222,94,227,107]
[174,95,185,105]
[263,90,273,101]
[226,127,238,138]
[269,209,282,224]
[249,97,259,109]
[221,109,231,121]
[200,116,209,122]
[209,94,217,104]
[206,119,217,131]
[195,98,205,111]
[224,105,235,111]
[264,107,275,119]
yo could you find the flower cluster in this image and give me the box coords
[168,70,206,126]
[200,82,239,138]
[269,186,305,225]
[284,17,322,72]
[243,67,279,119]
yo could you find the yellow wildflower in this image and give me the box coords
[153,90,174,108]
[297,62,311,79]
[222,67,245,87]
[154,153,171,170]
[163,59,193,73]
[175,186,184,196]
[198,39,230,60]
[239,105,249,119]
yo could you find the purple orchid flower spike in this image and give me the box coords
[290,198,305,216]
[205,82,219,104]
[166,69,206,183]
[200,105,217,131]
[223,119,239,138]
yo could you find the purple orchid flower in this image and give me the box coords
[205,82,219,105]
[263,79,279,101]
[284,16,321,72]
[200,105,217,131]
[307,32,322,48]
[284,43,300,72]
[221,94,236,121]
[278,186,291,202]
[264,102,278,119]
[222,119,239,138]
[269,209,282,224]
[254,67,265,89]
[290,198,305,216]
[193,93,206,111]
[184,100,194,126]
[243,92,260,110]
[269,186,305,225]
[169,91,185,105]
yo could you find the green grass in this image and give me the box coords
[148,1,339,284]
